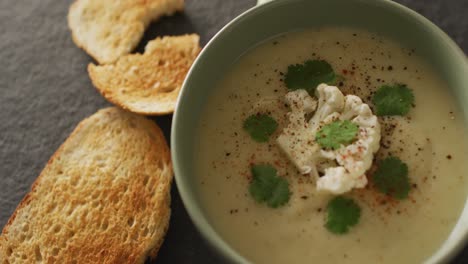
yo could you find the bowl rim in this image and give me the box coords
[171,0,468,263]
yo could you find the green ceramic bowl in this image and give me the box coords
[172,0,468,263]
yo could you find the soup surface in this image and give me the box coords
[195,27,468,264]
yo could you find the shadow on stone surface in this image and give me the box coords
[145,185,226,264]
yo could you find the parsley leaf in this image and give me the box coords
[249,164,291,208]
[316,120,359,150]
[325,196,361,234]
[243,114,278,143]
[372,84,414,116]
[373,157,410,199]
[284,60,337,95]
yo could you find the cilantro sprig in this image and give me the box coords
[325,196,361,234]
[284,60,337,95]
[243,114,278,142]
[372,84,414,116]
[373,157,411,199]
[316,120,359,150]
[249,164,291,208]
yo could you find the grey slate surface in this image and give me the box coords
[0,0,466,263]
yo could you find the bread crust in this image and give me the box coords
[0,107,172,263]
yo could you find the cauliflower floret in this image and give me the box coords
[286,89,317,112]
[318,93,381,193]
[277,90,320,174]
[309,84,345,132]
[316,167,368,193]
[277,84,381,194]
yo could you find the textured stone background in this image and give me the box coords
[0,0,466,263]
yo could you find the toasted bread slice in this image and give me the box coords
[68,0,184,64]
[88,34,200,115]
[0,107,172,263]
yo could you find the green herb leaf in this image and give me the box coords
[243,114,278,142]
[315,120,359,150]
[372,84,414,116]
[284,60,337,95]
[373,157,410,199]
[249,164,291,208]
[325,196,361,234]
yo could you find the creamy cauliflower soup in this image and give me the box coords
[195,27,468,264]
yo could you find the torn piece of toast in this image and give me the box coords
[88,34,201,115]
[0,107,172,263]
[68,0,184,64]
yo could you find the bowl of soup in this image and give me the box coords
[172,0,468,263]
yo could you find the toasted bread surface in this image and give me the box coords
[68,0,184,64]
[0,107,172,264]
[88,34,200,115]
